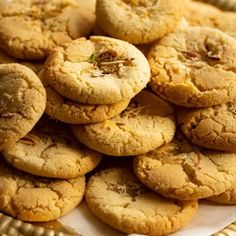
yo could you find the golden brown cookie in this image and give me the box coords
[0,63,46,150]
[0,0,96,59]
[72,91,175,156]
[45,86,130,124]
[44,36,150,104]
[178,102,236,152]
[0,157,85,222]
[2,118,102,179]
[185,1,236,39]
[96,0,184,44]
[134,133,236,200]
[85,167,198,235]
[148,26,236,107]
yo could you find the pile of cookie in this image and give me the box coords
[0,0,236,235]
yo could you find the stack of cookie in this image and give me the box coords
[0,0,104,225]
[0,0,236,235]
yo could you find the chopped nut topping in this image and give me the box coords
[21,135,37,146]
[183,51,202,61]
[87,49,134,77]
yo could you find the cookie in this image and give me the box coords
[96,0,184,44]
[185,1,236,39]
[0,157,85,222]
[72,91,175,156]
[0,0,95,59]
[178,102,236,152]
[45,86,130,124]
[44,36,150,104]
[0,63,46,150]
[148,26,236,107]
[208,181,236,205]
[134,133,236,200]
[85,168,198,235]
[2,118,102,179]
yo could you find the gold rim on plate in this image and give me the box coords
[0,212,80,236]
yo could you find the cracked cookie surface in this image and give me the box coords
[134,133,236,200]
[2,118,102,179]
[0,0,95,60]
[44,36,150,104]
[72,91,175,156]
[0,157,85,222]
[178,102,236,152]
[208,180,236,204]
[96,0,184,44]
[45,86,130,124]
[85,167,198,235]
[0,63,46,150]
[148,26,236,107]
[185,1,236,39]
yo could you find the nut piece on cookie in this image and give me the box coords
[96,0,184,44]
[148,26,236,107]
[44,36,150,104]
[2,117,102,179]
[0,157,85,222]
[0,0,96,60]
[177,102,236,152]
[86,167,198,235]
[72,91,175,156]
[0,63,46,150]
[134,132,236,200]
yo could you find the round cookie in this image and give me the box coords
[2,118,102,179]
[185,1,236,39]
[44,36,150,104]
[86,168,198,235]
[72,91,175,156]
[134,133,236,200]
[148,26,236,107]
[0,63,46,150]
[0,157,85,222]
[45,86,130,124]
[0,0,95,60]
[96,0,184,44]
[178,102,236,152]
[208,181,236,205]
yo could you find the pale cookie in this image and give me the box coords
[96,0,184,44]
[72,91,175,156]
[0,63,46,150]
[44,36,150,104]
[86,168,198,235]
[185,1,236,39]
[2,118,102,179]
[208,181,236,204]
[178,103,236,152]
[134,133,236,200]
[0,157,85,222]
[148,26,236,107]
[0,0,95,60]
[45,86,130,124]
